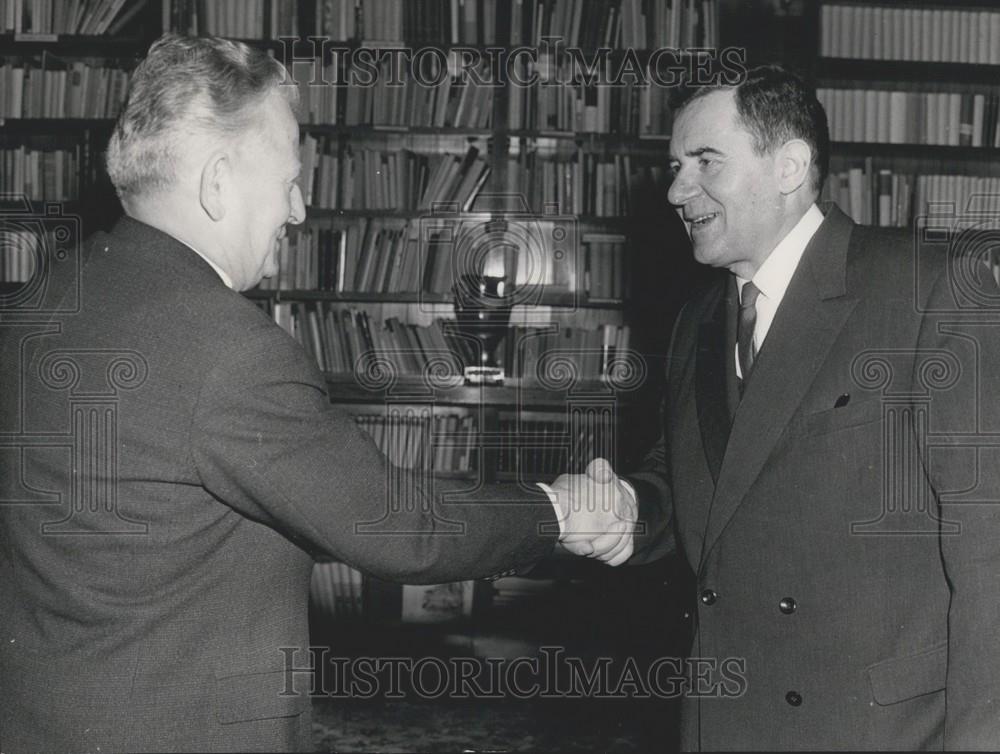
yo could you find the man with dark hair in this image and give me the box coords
[555,64,1000,748]
[0,34,632,752]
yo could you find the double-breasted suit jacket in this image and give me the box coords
[629,205,1000,750]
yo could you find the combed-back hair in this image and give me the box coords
[106,34,298,201]
[674,64,829,194]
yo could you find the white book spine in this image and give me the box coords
[931,10,943,63]
[889,91,907,145]
[960,10,972,65]
[865,89,878,143]
[991,13,1000,65]
[821,4,833,57]
[876,90,891,143]
[948,92,961,147]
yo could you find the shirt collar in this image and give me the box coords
[738,203,824,301]
[177,238,235,289]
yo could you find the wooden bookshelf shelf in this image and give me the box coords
[303,207,640,225]
[0,33,149,55]
[831,141,1000,160]
[246,288,624,309]
[323,375,625,408]
[0,118,116,132]
[825,0,1000,7]
[507,130,672,149]
[817,58,1000,86]
[299,124,494,138]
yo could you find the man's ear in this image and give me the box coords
[199,151,230,221]
[776,139,812,195]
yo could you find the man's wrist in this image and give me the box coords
[536,482,564,537]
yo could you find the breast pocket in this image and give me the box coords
[799,398,884,438]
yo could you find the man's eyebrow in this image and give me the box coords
[668,146,723,163]
[684,146,724,158]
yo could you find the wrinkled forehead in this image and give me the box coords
[670,91,741,156]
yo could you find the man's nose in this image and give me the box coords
[667,171,698,207]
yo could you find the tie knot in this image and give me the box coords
[740,281,761,310]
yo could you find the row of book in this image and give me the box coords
[826,167,1000,229]
[822,165,913,228]
[256,218,626,299]
[0,61,130,119]
[299,138,491,211]
[271,304,455,375]
[1,0,132,34]
[355,411,479,471]
[298,132,665,217]
[508,63,674,137]
[496,413,614,477]
[496,322,632,386]
[0,145,80,201]
[817,88,1000,148]
[352,408,613,479]
[164,0,299,38]
[820,4,1000,65]
[316,0,409,43]
[292,56,495,129]
[270,302,630,385]
[500,145,669,218]
[617,0,718,50]
[291,55,674,138]
[315,0,718,48]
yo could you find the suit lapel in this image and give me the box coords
[699,206,859,569]
[695,279,734,484]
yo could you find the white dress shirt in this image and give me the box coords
[735,203,824,378]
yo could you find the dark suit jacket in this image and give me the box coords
[0,217,558,752]
[629,205,1000,750]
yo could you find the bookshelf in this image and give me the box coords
[0,0,714,624]
[0,2,161,241]
[245,0,718,495]
[256,0,714,619]
[807,0,1000,228]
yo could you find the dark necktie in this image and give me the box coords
[737,281,761,391]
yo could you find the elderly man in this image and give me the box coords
[0,35,630,752]
[557,65,1000,749]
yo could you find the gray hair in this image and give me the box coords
[106,34,298,201]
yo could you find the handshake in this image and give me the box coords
[547,457,637,567]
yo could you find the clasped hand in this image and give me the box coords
[549,457,636,567]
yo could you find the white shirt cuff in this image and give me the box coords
[536,482,564,537]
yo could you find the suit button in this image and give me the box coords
[779,597,797,614]
[700,589,718,605]
[785,691,802,706]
